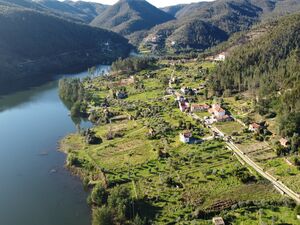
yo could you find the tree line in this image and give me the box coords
[209,14,300,140]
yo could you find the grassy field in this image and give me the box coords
[215,121,244,136]
[227,206,299,224]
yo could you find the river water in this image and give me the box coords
[0,66,110,225]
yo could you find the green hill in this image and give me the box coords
[90,0,174,36]
[211,13,300,137]
[0,3,132,90]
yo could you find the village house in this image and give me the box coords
[179,101,189,112]
[214,52,226,61]
[180,87,195,95]
[280,138,290,147]
[209,104,226,117]
[116,90,128,99]
[181,87,190,95]
[212,217,225,225]
[191,103,210,113]
[180,131,192,143]
[248,123,261,132]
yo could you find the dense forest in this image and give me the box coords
[0,3,131,92]
[111,57,157,74]
[210,13,300,138]
[0,0,107,23]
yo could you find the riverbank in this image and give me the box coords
[60,58,300,224]
[0,68,96,225]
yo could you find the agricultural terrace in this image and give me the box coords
[61,59,298,224]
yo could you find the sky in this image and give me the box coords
[70,0,213,7]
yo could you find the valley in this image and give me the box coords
[0,0,299,224]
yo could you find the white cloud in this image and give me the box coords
[68,0,214,8]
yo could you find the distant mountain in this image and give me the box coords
[0,0,107,23]
[262,0,300,19]
[90,0,175,36]
[34,0,108,22]
[0,3,131,90]
[141,0,300,52]
[171,1,210,19]
[161,4,187,17]
[65,0,108,21]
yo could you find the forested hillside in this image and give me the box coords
[210,13,300,138]
[34,0,107,23]
[141,0,300,52]
[90,0,174,36]
[0,0,107,23]
[0,3,131,91]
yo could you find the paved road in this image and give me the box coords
[191,113,300,204]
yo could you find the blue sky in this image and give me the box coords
[70,0,213,7]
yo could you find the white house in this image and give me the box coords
[214,52,226,61]
[209,104,226,117]
[179,101,189,112]
[212,217,225,225]
[280,138,290,147]
[180,131,192,143]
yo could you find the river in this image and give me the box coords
[0,66,110,225]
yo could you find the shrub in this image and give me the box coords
[92,207,114,225]
[91,184,108,206]
[295,205,300,216]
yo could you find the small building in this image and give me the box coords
[191,104,210,112]
[280,138,290,147]
[116,91,128,99]
[181,87,190,95]
[209,104,226,117]
[249,123,261,132]
[180,131,192,143]
[179,101,189,112]
[214,52,226,61]
[212,217,225,225]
